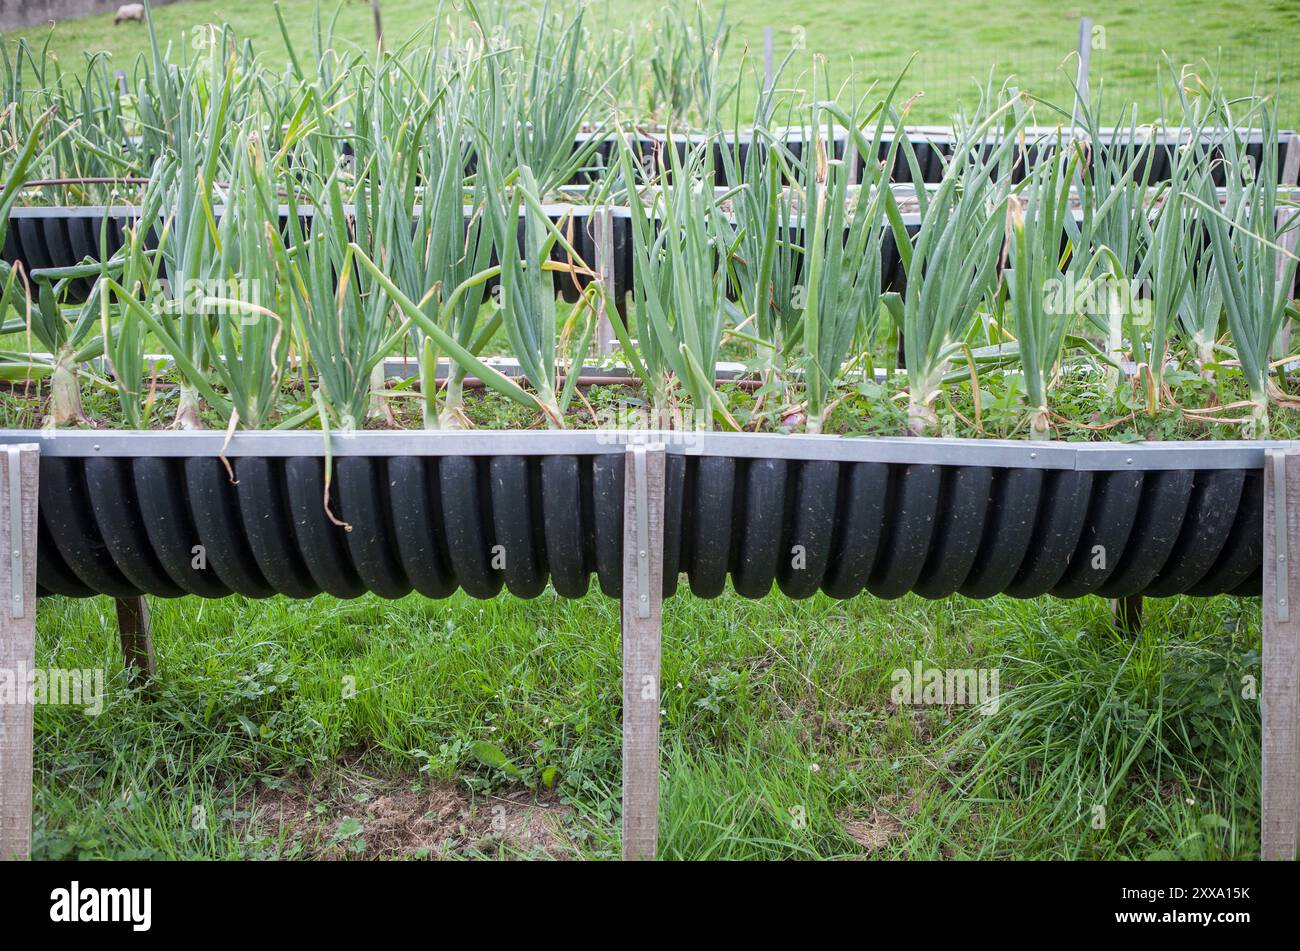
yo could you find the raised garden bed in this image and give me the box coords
[4,430,1267,602]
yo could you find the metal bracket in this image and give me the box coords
[1273,450,1290,623]
[7,446,23,620]
[633,444,651,618]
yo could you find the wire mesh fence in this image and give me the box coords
[748,18,1300,129]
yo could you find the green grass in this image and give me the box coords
[6,0,1299,125]
[32,586,1262,860]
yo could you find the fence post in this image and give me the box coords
[0,444,39,861]
[371,0,384,51]
[1272,134,1300,360]
[1072,16,1093,130]
[594,206,617,357]
[1263,448,1300,860]
[622,442,665,860]
[763,28,774,89]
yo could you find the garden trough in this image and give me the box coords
[0,430,1269,604]
[0,204,921,306]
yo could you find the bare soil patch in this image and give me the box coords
[242,767,575,860]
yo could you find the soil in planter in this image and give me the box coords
[3,362,1300,443]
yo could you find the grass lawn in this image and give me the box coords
[34,583,1261,860]
[5,0,1300,125]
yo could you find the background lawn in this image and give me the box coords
[6,0,1300,125]
[8,0,1273,860]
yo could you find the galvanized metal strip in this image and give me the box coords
[633,445,651,619]
[7,446,24,619]
[1272,450,1290,622]
[0,429,1280,471]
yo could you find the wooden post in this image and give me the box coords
[1263,448,1300,860]
[594,206,617,357]
[1110,594,1143,636]
[115,597,155,695]
[0,444,39,861]
[622,443,665,860]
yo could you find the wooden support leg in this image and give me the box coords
[114,596,155,696]
[1110,594,1143,637]
[1263,449,1300,860]
[622,443,665,860]
[0,444,39,861]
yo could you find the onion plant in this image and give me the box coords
[638,1,733,129]
[479,160,598,428]
[280,161,405,431]
[142,29,255,428]
[714,58,800,386]
[886,86,1029,435]
[615,130,736,428]
[0,109,58,270]
[0,108,90,414]
[1004,138,1087,438]
[1175,198,1224,376]
[199,131,294,429]
[787,75,914,433]
[374,49,495,428]
[99,185,179,430]
[1189,96,1299,437]
[468,1,613,197]
[1066,98,1156,372]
